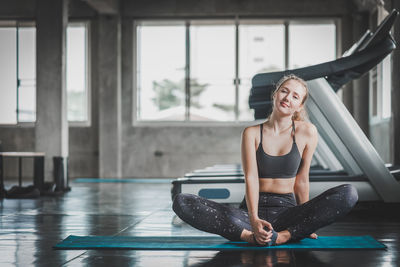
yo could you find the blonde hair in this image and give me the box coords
[270,74,309,121]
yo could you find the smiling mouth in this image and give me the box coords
[280,102,289,108]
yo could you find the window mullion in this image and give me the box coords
[284,21,289,70]
[16,24,20,123]
[185,21,190,121]
[234,18,239,121]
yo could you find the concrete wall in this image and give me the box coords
[4,0,395,180]
[122,126,244,177]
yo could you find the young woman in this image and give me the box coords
[173,74,358,246]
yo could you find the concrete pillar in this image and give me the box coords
[35,0,69,184]
[98,15,122,177]
[352,12,370,137]
[120,18,133,178]
[121,18,133,130]
[341,15,354,114]
[391,0,400,165]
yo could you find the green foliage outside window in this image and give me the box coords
[151,78,208,110]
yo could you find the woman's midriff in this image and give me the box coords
[259,177,296,194]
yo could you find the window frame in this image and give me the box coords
[369,7,392,125]
[67,20,91,127]
[0,20,92,127]
[0,20,36,127]
[369,55,392,125]
[287,19,339,69]
[132,17,339,127]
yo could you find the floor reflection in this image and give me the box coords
[0,182,399,266]
[192,250,332,267]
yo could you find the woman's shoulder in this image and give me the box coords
[294,120,318,138]
[242,124,261,139]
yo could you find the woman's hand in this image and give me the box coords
[251,217,274,244]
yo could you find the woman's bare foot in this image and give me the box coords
[240,229,256,244]
[276,230,291,245]
[309,233,318,239]
[240,229,275,245]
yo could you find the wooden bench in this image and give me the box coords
[0,152,45,198]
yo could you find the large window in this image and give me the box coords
[67,22,89,123]
[289,23,336,68]
[0,22,89,125]
[136,23,186,121]
[190,22,235,121]
[239,22,285,120]
[135,19,337,123]
[0,22,36,124]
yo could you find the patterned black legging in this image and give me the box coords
[172,184,358,241]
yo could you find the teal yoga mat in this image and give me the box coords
[74,178,173,184]
[54,235,386,250]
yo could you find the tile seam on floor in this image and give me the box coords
[60,204,171,266]
[113,205,171,236]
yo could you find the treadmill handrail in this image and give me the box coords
[358,9,399,51]
[251,36,395,90]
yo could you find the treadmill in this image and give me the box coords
[172,9,400,203]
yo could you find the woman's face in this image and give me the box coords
[273,79,306,116]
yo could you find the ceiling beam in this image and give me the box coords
[352,0,383,12]
[81,0,119,15]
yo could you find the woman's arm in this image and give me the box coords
[294,123,318,205]
[241,127,260,221]
[241,127,273,244]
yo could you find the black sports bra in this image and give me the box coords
[256,121,302,179]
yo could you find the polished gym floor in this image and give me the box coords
[0,180,399,266]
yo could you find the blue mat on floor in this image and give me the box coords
[54,235,386,250]
[74,178,173,184]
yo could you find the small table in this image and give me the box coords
[0,152,45,198]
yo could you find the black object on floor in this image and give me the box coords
[6,185,41,199]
